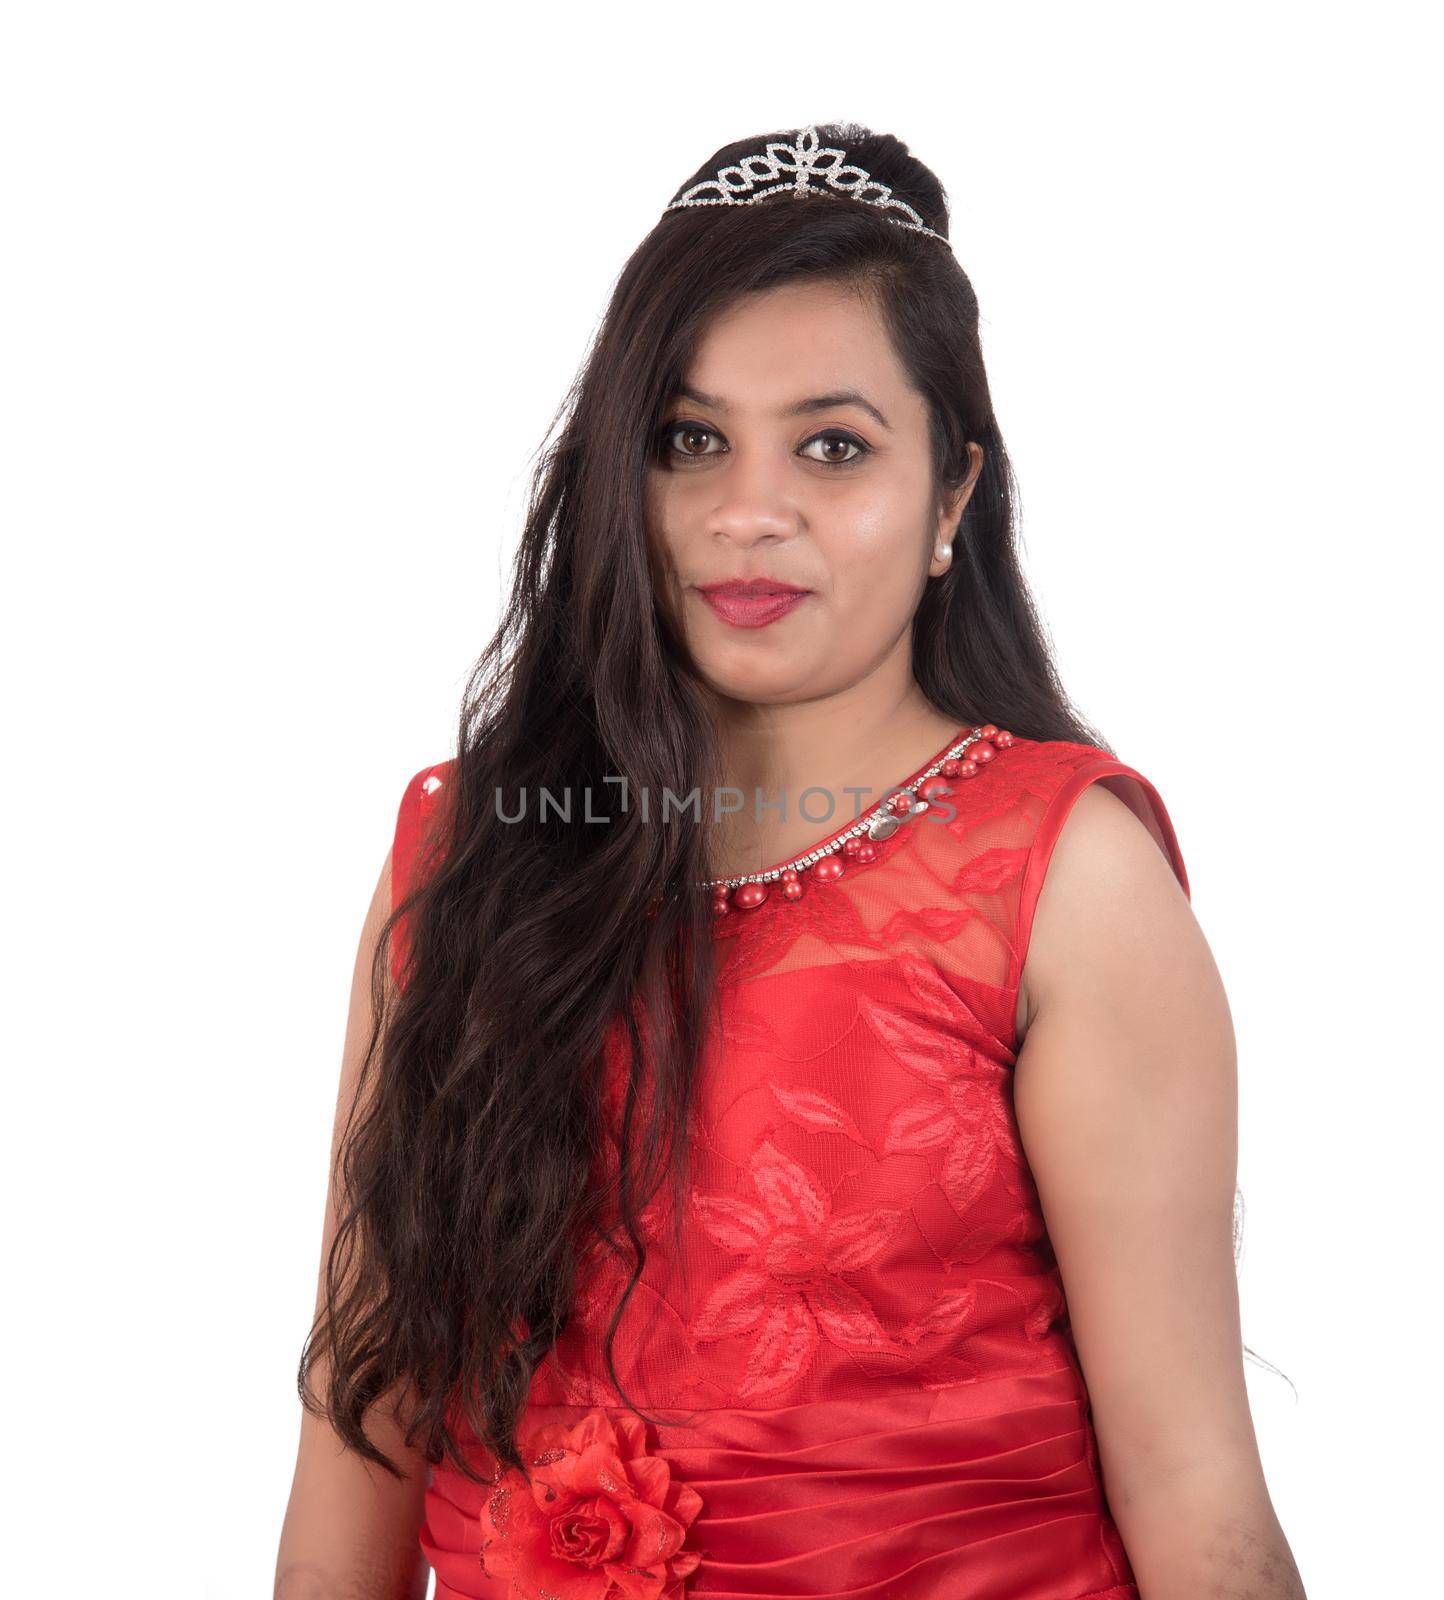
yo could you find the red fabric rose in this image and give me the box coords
[479,1408,704,1600]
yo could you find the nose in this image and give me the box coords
[705,450,798,550]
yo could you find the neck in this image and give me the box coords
[702,685,967,881]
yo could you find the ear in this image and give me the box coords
[930,443,984,576]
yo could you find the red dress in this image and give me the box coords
[390,727,1190,1600]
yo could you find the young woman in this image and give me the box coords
[276,124,1306,1600]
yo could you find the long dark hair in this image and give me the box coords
[296,121,1265,1487]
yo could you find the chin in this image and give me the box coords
[693,657,817,706]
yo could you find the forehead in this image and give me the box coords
[681,280,910,403]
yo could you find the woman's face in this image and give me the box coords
[644,278,981,708]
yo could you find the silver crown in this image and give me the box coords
[664,125,950,246]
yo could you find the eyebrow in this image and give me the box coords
[673,385,892,432]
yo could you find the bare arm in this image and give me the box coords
[1013,784,1306,1600]
[275,849,432,1600]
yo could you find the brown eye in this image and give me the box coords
[661,422,722,460]
[801,431,868,466]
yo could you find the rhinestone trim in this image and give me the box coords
[701,726,991,892]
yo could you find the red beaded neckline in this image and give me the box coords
[703,722,1016,915]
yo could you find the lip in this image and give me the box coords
[694,580,811,630]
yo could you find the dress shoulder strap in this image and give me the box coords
[389,757,456,988]
[891,735,1191,1055]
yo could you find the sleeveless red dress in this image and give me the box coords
[390,728,1190,1600]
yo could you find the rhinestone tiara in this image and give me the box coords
[663,125,950,246]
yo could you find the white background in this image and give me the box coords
[4,4,1438,1595]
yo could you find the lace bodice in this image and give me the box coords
[391,729,1189,1600]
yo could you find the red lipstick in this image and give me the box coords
[695,578,811,630]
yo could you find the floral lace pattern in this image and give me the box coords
[688,1136,907,1401]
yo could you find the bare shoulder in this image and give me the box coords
[1015,780,1200,1044]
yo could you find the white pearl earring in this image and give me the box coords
[935,542,952,562]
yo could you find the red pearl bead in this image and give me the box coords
[706,726,1015,915]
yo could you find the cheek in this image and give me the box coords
[642,483,684,605]
[821,489,931,614]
